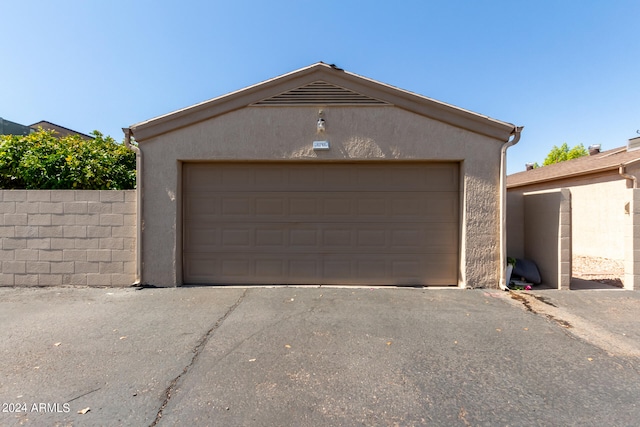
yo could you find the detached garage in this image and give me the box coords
[127,63,520,288]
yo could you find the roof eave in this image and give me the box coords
[507,165,621,189]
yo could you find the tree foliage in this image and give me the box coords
[542,142,588,166]
[0,130,136,189]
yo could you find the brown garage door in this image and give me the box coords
[183,162,459,285]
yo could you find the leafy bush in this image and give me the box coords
[0,130,136,189]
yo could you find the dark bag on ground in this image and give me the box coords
[513,258,542,284]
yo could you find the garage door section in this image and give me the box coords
[183,163,459,285]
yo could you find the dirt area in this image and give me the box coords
[572,255,624,288]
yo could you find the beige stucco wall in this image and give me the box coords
[0,190,136,286]
[139,106,505,287]
[569,177,629,260]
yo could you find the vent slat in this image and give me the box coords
[252,81,390,106]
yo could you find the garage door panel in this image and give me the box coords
[255,198,286,216]
[221,167,256,187]
[255,259,284,277]
[221,229,251,247]
[393,255,458,285]
[357,260,385,278]
[222,259,251,276]
[289,259,320,281]
[390,260,423,278]
[323,198,354,216]
[185,257,216,279]
[184,194,219,217]
[425,195,458,218]
[187,192,458,222]
[357,229,387,247]
[184,253,457,285]
[289,228,319,246]
[287,166,323,190]
[183,163,459,285]
[321,167,353,188]
[183,166,221,190]
[289,198,319,215]
[357,198,387,216]
[184,163,459,192]
[322,228,353,248]
[184,226,219,251]
[324,259,353,281]
[255,229,285,246]
[185,222,457,254]
[390,229,421,248]
[222,198,252,216]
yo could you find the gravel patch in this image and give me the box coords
[573,255,624,288]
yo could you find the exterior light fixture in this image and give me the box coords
[313,109,330,150]
[316,109,326,133]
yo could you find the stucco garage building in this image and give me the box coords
[127,63,520,288]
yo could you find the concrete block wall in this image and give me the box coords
[523,189,571,289]
[624,188,640,290]
[0,190,136,287]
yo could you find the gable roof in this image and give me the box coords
[507,145,640,188]
[30,120,94,140]
[0,117,32,136]
[129,62,516,142]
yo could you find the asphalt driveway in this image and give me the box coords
[1,286,639,426]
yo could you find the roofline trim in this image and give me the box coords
[29,120,95,140]
[507,165,621,189]
[130,63,515,142]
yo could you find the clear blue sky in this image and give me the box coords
[2,0,638,174]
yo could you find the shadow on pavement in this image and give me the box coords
[570,277,624,290]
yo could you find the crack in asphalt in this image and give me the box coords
[149,288,248,427]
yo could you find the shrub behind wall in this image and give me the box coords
[0,130,136,190]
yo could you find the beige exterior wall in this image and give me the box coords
[522,189,571,289]
[0,190,136,287]
[571,179,627,260]
[140,106,505,287]
[506,190,525,259]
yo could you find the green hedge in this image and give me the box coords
[0,130,136,190]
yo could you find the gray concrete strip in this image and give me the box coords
[0,287,245,426]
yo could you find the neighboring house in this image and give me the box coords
[507,138,640,290]
[29,120,94,140]
[0,117,92,139]
[0,117,32,136]
[126,62,521,288]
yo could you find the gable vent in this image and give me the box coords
[252,81,390,106]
